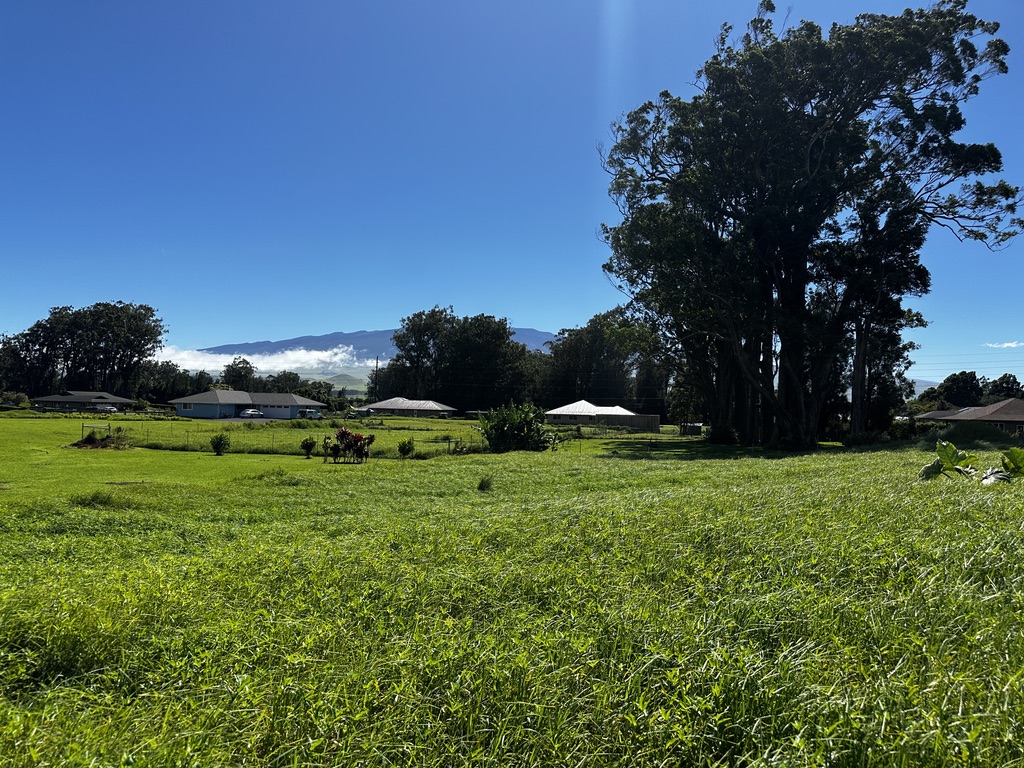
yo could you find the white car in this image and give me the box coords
[240,409,264,418]
[95,405,118,413]
[296,409,324,420]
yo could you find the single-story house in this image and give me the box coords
[169,391,327,420]
[545,399,660,431]
[31,390,134,412]
[356,397,457,418]
[918,398,1024,435]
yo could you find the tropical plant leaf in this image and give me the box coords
[921,441,979,481]
[919,457,946,481]
[935,440,978,471]
[1000,446,1024,477]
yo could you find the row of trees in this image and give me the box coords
[602,0,1021,447]
[0,302,166,397]
[0,302,342,408]
[913,371,1023,410]
[367,306,675,417]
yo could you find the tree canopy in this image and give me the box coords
[603,0,1020,448]
[369,307,535,413]
[0,302,166,397]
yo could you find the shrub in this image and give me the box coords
[478,403,550,453]
[1,391,29,406]
[886,418,920,442]
[917,420,1011,449]
[300,436,317,459]
[397,438,415,459]
[477,475,493,492]
[210,432,231,456]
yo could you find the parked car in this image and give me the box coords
[296,409,324,420]
[240,409,264,418]
[94,405,118,413]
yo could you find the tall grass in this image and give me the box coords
[0,418,1022,764]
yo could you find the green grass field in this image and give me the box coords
[1,414,1022,766]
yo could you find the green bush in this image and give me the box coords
[917,420,1011,449]
[478,403,550,453]
[210,432,231,456]
[397,438,415,459]
[299,436,317,458]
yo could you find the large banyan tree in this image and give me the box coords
[603,0,1021,448]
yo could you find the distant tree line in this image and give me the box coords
[5,301,1019,436]
[0,302,343,409]
[367,306,675,418]
[911,371,1023,412]
[0,302,167,398]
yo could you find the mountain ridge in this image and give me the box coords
[200,327,557,360]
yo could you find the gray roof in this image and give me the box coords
[170,391,325,406]
[360,397,457,412]
[32,390,134,405]
[919,398,1024,423]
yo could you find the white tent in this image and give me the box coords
[545,399,660,430]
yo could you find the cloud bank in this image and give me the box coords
[983,342,1024,349]
[155,345,378,376]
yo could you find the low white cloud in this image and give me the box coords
[155,345,378,376]
[983,342,1024,349]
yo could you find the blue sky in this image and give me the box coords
[2,0,1022,382]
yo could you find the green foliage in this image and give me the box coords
[3,420,1024,763]
[219,357,258,391]
[370,306,536,412]
[299,435,317,458]
[0,301,165,397]
[397,437,415,459]
[477,474,493,492]
[928,370,985,408]
[1000,446,1024,478]
[920,440,1024,484]
[209,432,231,456]
[1,390,28,406]
[927,420,1011,447]
[919,441,979,480]
[603,4,1019,449]
[479,403,550,453]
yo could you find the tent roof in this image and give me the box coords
[545,399,637,416]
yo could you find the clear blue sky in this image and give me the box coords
[2,0,1022,382]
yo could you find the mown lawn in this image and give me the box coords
[0,415,1022,766]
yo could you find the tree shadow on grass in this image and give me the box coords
[594,436,844,461]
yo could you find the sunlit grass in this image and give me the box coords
[0,417,1022,765]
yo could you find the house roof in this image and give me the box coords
[32,390,134,405]
[169,391,325,406]
[545,399,637,416]
[919,398,1024,423]
[359,397,457,412]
